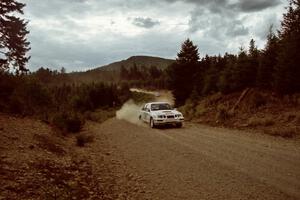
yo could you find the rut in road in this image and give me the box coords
[92,118,300,200]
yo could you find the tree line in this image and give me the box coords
[166,0,300,106]
[120,64,167,89]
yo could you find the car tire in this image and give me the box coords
[150,118,156,128]
[139,115,141,120]
[176,122,182,128]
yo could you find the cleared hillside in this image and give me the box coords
[68,56,174,83]
[98,55,174,71]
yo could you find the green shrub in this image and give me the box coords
[248,92,266,109]
[216,106,230,122]
[194,103,207,118]
[85,109,115,123]
[52,112,85,133]
[179,101,195,119]
[248,116,275,127]
[264,128,297,138]
[67,115,84,133]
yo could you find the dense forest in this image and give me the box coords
[119,64,167,89]
[167,0,300,106]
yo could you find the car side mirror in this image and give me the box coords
[174,108,177,111]
[147,108,150,112]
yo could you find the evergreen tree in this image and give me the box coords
[176,38,200,64]
[167,39,200,106]
[231,48,249,90]
[247,39,260,87]
[0,0,30,72]
[257,27,279,88]
[218,54,238,93]
[274,0,300,93]
[201,56,224,95]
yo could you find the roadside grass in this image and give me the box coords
[194,103,208,118]
[264,127,298,138]
[248,116,275,127]
[216,105,232,123]
[51,112,85,133]
[85,108,116,123]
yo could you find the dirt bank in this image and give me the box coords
[0,114,145,199]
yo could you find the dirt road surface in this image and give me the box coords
[93,118,300,200]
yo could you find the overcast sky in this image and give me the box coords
[20,0,288,72]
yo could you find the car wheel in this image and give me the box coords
[176,122,182,128]
[139,115,141,120]
[150,118,155,128]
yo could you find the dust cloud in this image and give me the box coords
[130,88,175,106]
[116,99,143,125]
[116,88,175,125]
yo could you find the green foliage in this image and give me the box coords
[274,0,300,94]
[0,69,130,133]
[167,39,200,106]
[85,109,115,123]
[0,0,30,72]
[257,27,279,88]
[52,112,85,133]
[247,92,266,109]
[216,105,230,122]
[119,63,167,89]
[248,116,275,127]
[264,127,297,138]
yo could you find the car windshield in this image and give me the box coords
[151,103,172,111]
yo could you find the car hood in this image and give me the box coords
[151,110,182,115]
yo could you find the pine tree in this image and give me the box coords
[176,38,199,65]
[257,26,279,88]
[274,0,300,93]
[167,39,200,106]
[0,0,30,72]
[234,49,250,90]
[248,39,260,87]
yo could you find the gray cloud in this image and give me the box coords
[159,0,281,13]
[234,0,282,12]
[188,8,249,38]
[19,0,287,71]
[132,17,160,28]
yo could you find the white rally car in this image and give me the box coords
[139,102,184,128]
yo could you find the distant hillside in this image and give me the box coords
[68,56,175,83]
[96,55,174,71]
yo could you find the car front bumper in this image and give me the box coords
[153,118,184,125]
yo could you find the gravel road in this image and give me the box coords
[94,118,300,200]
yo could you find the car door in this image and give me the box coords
[141,104,148,121]
[145,104,151,122]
